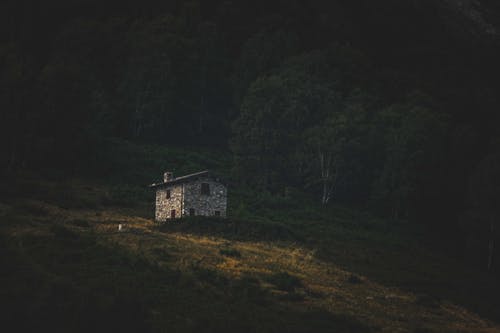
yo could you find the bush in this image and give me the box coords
[265,272,302,291]
[219,248,241,258]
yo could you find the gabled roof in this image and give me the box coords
[149,170,221,188]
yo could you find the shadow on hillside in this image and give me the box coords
[314,239,500,325]
[0,227,376,333]
[158,216,303,242]
[158,216,500,325]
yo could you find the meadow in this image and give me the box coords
[1,140,499,333]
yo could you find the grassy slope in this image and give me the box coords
[1,139,499,333]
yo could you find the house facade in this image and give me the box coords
[150,170,227,221]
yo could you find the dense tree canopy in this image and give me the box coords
[2,0,500,269]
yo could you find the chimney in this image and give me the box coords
[164,171,173,182]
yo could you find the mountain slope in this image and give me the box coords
[1,142,500,332]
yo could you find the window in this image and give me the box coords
[166,189,171,199]
[214,210,221,217]
[201,183,210,195]
[189,208,195,216]
[170,209,176,219]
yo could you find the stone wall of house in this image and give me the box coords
[183,178,227,217]
[155,185,182,222]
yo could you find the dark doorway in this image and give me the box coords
[189,208,195,216]
[170,209,176,218]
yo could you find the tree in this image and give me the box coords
[232,50,342,191]
[233,29,299,106]
[370,96,448,219]
[231,75,292,190]
[469,147,500,271]
[302,108,367,205]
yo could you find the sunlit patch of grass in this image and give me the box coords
[2,176,500,333]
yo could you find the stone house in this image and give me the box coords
[150,170,227,221]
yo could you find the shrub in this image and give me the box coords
[219,248,241,258]
[265,272,302,291]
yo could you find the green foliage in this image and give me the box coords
[94,138,229,185]
[0,0,497,237]
[2,149,500,329]
[2,1,500,329]
[231,50,342,191]
[369,95,449,219]
[232,49,450,218]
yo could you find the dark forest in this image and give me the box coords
[1,0,500,332]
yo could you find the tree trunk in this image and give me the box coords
[318,149,338,205]
[322,181,328,205]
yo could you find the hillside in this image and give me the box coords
[1,141,499,333]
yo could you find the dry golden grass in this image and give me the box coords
[3,196,500,333]
[78,209,500,333]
